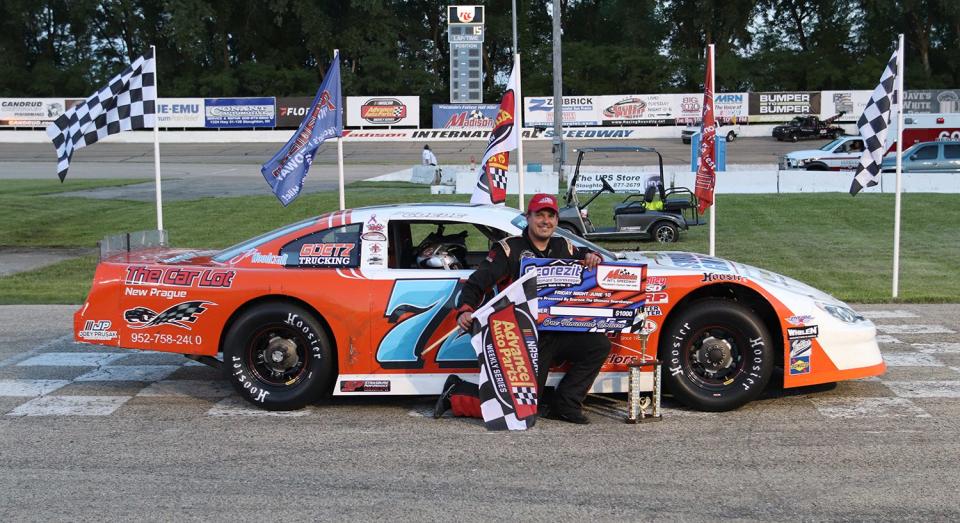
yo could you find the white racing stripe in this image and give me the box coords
[876,325,956,335]
[811,397,931,418]
[7,395,131,416]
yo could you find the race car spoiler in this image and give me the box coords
[99,230,168,261]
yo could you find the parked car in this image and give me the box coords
[74,204,885,413]
[881,140,960,172]
[681,122,741,144]
[780,136,866,170]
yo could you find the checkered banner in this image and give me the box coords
[471,66,518,205]
[46,48,157,181]
[850,48,899,195]
[470,270,540,431]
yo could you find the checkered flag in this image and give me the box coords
[512,386,537,405]
[125,300,211,330]
[46,48,157,181]
[850,49,899,195]
[490,167,508,190]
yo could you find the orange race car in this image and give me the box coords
[75,203,885,411]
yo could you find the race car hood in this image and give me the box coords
[619,250,842,304]
[784,149,831,161]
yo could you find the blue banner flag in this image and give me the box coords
[261,56,342,206]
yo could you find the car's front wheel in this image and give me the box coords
[652,221,679,243]
[661,299,774,411]
[726,131,736,142]
[222,302,335,410]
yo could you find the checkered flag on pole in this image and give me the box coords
[850,49,899,195]
[46,49,157,181]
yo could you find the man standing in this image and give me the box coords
[437,193,611,424]
[422,144,438,166]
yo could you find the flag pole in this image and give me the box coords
[892,34,905,298]
[151,44,164,232]
[515,52,525,211]
[708,44,716,257]
[334,49,346,211]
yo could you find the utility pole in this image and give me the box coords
[551,1,564,180]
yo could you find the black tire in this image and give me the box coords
[222,302,335,410]
[805,162,828,171]
[652,221,679,243]
[790,134,798,142]
[660,299,774,411]
[726,131,736,142]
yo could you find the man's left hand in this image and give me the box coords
[582,252,602,270]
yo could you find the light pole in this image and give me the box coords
[551,1,564,180]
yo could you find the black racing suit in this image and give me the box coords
[456,227,612,416]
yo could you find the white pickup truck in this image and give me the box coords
[779,135,866,171]
[681,122,742,144]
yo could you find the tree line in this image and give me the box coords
[2,0,958,106]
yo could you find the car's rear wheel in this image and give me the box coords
[652,221,678,243]
[223,302,334,410]
[726,131,736,142]
[660,299,774,411]
[790,134,798,142]
[805,162,828,171]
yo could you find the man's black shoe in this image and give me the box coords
[544,410,590,425]
[433,375,461,419]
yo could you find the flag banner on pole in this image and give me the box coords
[262,56,342,206]
[46,49,156,182]
[694,48,716,215]
[471,67,518,205]
[850,49,899,195]
[470,270,539,431]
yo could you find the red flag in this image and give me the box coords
[471,67,518,205]
[694,46,716,215]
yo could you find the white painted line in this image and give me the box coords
[875,324,956,334]
[880,353,944,367]
[74,365,181,382]
[0,379,71,397]
[885,381,960,399]
[912,342,960,354]
[811,397,931,418]
[875,335,902,344]
[17,352,127,367]
[207,397,313,417]
[7,395,131,416]
[0,335,73,368]
[859,310,918,319]
[138,380,233,398]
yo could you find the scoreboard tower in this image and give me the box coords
[447,5,485,103]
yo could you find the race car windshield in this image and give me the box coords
[510,215,617,261]
[212,216,319,263]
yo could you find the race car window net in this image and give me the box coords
[212,216,318,263]
[99,230,169,261]
[510,215,616,261]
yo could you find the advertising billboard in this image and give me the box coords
[597,94,675,126]
[275,97,316,128]
[204,97,276,128]
[523,96,601,127]
[156,98,205,128]
[432,103,498,128]
[748,91,821,122]
[0,98,66,127]
[903,89,960,113]
[347,96,420,127]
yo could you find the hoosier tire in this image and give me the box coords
[661,299,774,411]
[222,302,334,411]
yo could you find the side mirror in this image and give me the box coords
[909,154,918,161]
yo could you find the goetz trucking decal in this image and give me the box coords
[299,243,356,266]
[520,258,647,333]
[124,300,214,330]
[125,266,235,288]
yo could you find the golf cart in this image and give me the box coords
[558,146,701,243]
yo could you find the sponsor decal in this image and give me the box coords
[361,231,387,241]
[228,249,287,266]
[787,325,819,340]
[396,211,468,219]
[701,273,745,282]
[662,252,731,272]
[645,292,669,305]
[160,252,200,264]
[519,250,536,259]
[366,214,385,232]
[299,243,356,266]
[340,380,391,392]
[785,314,815,326]
[124,287,186,300]
[790,356,811,375]
[645,276,667,292]
[360,98,406,124]
[605,353,655,366]
[125,266,235,288]
[124,301,214,330]
[643,305,663,317]
[78,320,118,341]
[529,261,584,289]
[790,338,813,358]
[597,265,643,291]
[603,97,646,119]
